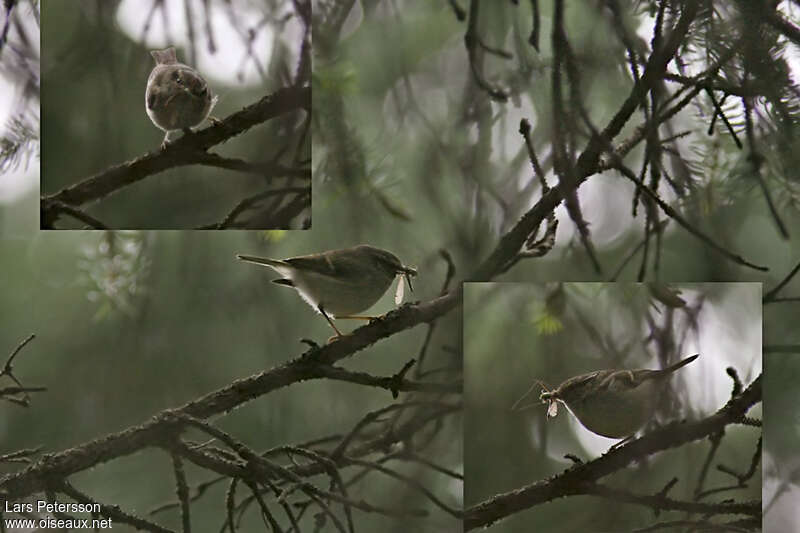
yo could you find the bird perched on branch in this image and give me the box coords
[237,245,417,337]
[145,47,218,149]
[514,354,699,441]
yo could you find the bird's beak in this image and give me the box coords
[402,267,417,292]
[236,254,271,267]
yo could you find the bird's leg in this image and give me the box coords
[161,131,172,150]
[318,304,343,338]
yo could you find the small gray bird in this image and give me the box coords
[237,245,417,337]
[145,47,218,149]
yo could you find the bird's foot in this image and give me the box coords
[161,131,173,150]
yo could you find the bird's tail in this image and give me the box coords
[664,354,699,374]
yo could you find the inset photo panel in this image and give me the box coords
[41,0,310,229]
[764,353,800,532]
[464,282,762,532]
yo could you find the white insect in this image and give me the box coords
[395,273,406,305]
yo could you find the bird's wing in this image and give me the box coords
[284,253,365,282]
[284,256,338,276]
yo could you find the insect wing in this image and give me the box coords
[395,274,405,305]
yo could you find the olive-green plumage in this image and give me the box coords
[540,354,698,438]
[237,245,417,336]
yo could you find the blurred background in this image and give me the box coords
[4,4,460,527]
[313,3,799,528]
[764,353,800,533]
[0,0,38,209]
[1,0,799,530]
[313,1,800,283]
[40,0,310,229]
[464,282,762,532]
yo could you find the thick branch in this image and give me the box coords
[765,9,800,47]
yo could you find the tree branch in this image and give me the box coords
[40,85,310,227]
[0,291,458,499]
[463,375,761,530]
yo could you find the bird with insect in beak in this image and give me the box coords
[513,354,699,445]
[237,245,417,337]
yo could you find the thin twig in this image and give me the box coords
[763,260,800,302]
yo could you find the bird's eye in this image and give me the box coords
[172,72,182,84]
